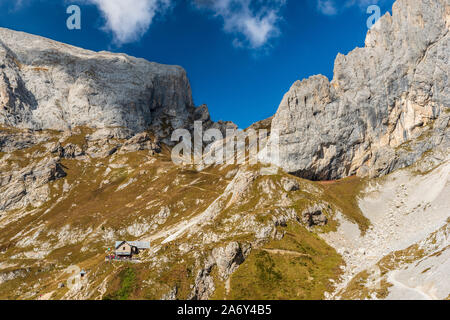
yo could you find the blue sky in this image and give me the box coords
[0,0,395,128]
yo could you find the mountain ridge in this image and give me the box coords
[263,0,449,180]
[0,0,448,301]
[0,27,236,145]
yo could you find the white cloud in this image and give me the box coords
[317,0,337,16]
[3,0,30,11]
[7,0,286,50]
[345,0,382,9]
[194,0,287,49]
[317,0,383,16]
[84,0,172,45]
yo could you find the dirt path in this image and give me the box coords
[262,248,310,257]
[38,291,54,300]
[143,195,225,244]
[181,184,219,193]
[387,271,433,300]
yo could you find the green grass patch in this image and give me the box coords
[103,267,137,300]
[227,223,343,300]
[318,176,370,233]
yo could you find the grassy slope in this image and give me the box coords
[213,223,343,300]
[0,127,372,300]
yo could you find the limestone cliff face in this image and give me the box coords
[0,0,449,300]
[265,0,450,180]
[0,27,198,136]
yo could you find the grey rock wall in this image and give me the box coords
[264,0,449,180]
[0,28,195,137]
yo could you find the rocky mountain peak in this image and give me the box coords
[0,0,449,301]
[263,0,449,180]
[0,27,206,139]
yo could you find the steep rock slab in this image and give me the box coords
[265,0,449,180]
[0,28,195,135]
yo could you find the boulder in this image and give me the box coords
[302,205,328,227]
[211,242,246,280]
[119,132,161,154]
[281,177,300,192]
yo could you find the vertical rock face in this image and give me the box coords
[0,27,196,135]
[266,0,449,180]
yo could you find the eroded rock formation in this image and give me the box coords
[264,0,449,180]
